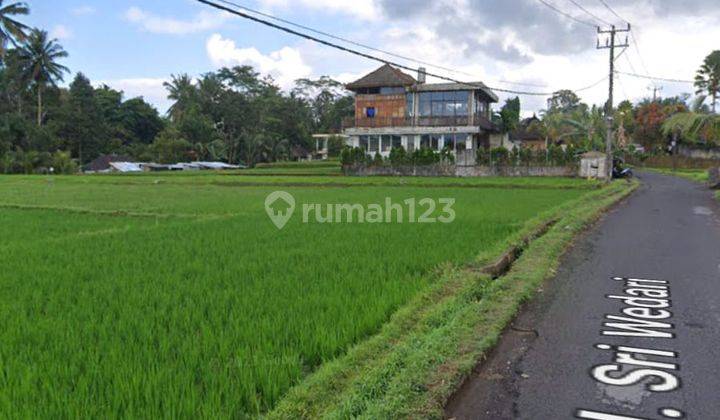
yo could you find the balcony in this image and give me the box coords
[343,115,496,131]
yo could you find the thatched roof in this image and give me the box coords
[346,64,416,90]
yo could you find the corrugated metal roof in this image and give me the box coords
[109,162,143,172]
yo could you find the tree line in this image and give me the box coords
[496,50,719,154]
[0,1,353,173]
[1,1,717,174]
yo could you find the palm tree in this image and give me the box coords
[695,51,720,114]
[17,29,68,125]
[662,112,720,146]
[0,1,29,58]
[164,74,197,121]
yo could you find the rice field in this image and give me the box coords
[0,173,594,417]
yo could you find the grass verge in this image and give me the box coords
[643,167,709,183]
[268,180,638,419]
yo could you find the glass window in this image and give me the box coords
[457,101,468,116]
[406,93,415,117]
[417,91,471,118]
[406,136,415,152]
[380,87,405,95]
[456,91,469,102]
[444,135,455,151]
[359,136,369,151]
[456,134,469,151]
[431,134,441,150]
[392,135,402,149]
[420,135,431,149]
[381,135,392,152]
[369,136,379,152]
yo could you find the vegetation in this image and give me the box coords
[268,180,637,419]
[0,5,353,174]
[695,50,720,113]
[645,167,709,183]
[0,1,29,57]
[0,174,597,417]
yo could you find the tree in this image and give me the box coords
[57,73,103,163]
[151,126,191,164]
[662,112,720,146]
[0,0,29,58]
[164,74,197,121]
[634,100,687,150]
[546,90,583,115]
[495,96,520,133]
[17,29,68,126]
[695,51,720,113]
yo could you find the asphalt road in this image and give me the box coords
[446,172,720,420]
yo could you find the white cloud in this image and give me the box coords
[258,0,379,20]
[50,25,73,40]
[96,78,171,113]
[72,6,96,16]
[125,7,230,35]
[206,34,312,89]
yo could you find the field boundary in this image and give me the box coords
[208,180,599,191]
[268,180,638,419]
[0,202,234,220]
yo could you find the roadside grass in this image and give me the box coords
[269,180,637,419]
[0,174,592,417]
[644,167,709,183]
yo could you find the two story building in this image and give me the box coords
[342,64,500,161]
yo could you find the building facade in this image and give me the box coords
[342,64,500,159]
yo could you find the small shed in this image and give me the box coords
[579,151,609,179]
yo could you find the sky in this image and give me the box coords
[25,0,720,115]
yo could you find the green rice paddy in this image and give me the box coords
[0,173,595,417]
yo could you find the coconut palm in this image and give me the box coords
[164,74,197,121]
[695,51,720,113]
[16,29,68,125]
[0,1,29,58]
[662,112,720,146]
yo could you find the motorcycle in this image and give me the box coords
[612,158,634,179]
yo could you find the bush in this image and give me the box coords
[440,146,455,163]
[372,152,384,166]
[490,147,509,166]
[411,148,441,166]
[50,151,79,174]
[340,147,369,166]
[389,146,408,166]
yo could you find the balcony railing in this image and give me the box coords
[342,115,493,130]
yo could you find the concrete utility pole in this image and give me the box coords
[597,24,630,180]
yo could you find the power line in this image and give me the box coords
[200,0,600,97]
[535,0,598,28]
[214,0,548,89]
[615,70,694,84]
[630,33,654,83]
[594,1,655,89]
[596,0,629,24]
[566,0,611,26]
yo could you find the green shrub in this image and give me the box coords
[440,146,455,163]
[389,146,408,166]
[411,148,440,166]
[490,147,509,166]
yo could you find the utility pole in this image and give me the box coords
[648,85,663,102]
[597,24,630,180]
